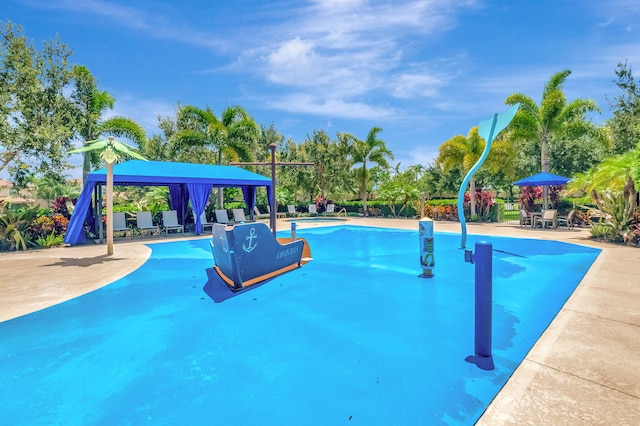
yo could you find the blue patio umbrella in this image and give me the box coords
[514,172,571,209]
[513,172,571,186]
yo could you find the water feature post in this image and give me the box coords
[291,221,297,241]
[464,241,495,370]
[418,217,435,278]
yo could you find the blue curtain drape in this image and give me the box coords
[63,182,98,245]
[169,184,189,225]
[187,183,214,235]
[241,186,257,220]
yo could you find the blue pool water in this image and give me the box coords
[0,226,600,425]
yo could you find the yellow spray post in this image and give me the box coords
[419,217,435,278]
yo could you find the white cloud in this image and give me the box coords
[266,94,396,119]
[394,146,440,168]
[104,94,176,137]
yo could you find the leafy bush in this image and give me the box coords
[590,178,638,242]
[518,186,542,211]
[0,204,39,251]
[36,233,65,248]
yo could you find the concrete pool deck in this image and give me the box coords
[1,217,638,424]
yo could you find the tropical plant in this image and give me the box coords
[344,126,394,215]
[376,165,422,217]
[590,178,638,242]
[504,69,604,178]
[36,232,64,248]
[296,130,351,205]
[68,137,146,255]
[0,203,39,250]
[567,150,638,197]
[436,126,513,217]
[464,190,496,221]
[70,65,147,184]
[169,105,259,165]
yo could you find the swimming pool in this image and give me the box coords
[0,226,600,424]
[286,217,347,222]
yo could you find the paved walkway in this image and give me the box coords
[1,218,638,424]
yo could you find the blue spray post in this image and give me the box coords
[418,218,435,278]
[457,104,519,371]
[464,241,494,370]
[291,221,297,241]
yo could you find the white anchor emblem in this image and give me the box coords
[242,228,258,252]
[219,233,228,253]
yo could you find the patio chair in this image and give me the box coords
[253,206,270,220]
[534,209,557,229]
[199,212,215,232]
[324,204,335,215]
[112,212,133,238]
[269,204,286,218]
[287,205,298,217]
[519,209,532,227]
[136,211,159,235]
[308,204,318,216]
[557,210,576,229]
[232,208,254,223]
[215,209,233,224]
[161,210,184,235]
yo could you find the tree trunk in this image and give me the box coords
[362,188,368,216]
[106,162,114,255]
[83,151,91,186]
[541,136,549,209]
[470,177,477,218]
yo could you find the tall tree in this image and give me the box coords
[171,105,259,165]
[345,126,394,215]
[170,104,260,206]
[606,61,640,155]
[436,126,513,217]
[70,65,147,184]
[504,70,603,177]
[0,21,76,187]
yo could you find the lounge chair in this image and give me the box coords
[269,204,286,218]
[232,208,254,223]
[215,209,232,224]
[287,205,298,217]
[325,203,335,215]
[253,206,270,220]
[161,210,184,235]
[557,210,576,229]
[534,209,557,229]
[136,211,159,235]
[519,209,532,227]
[200,212,215,232]
[308,204,318,216]
[112,212,133,238]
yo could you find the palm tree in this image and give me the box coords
[71,66,147,184]
[172,105,259,165]
[171,105,260,206]
[347,127,394,215]
[69,137,146,255]
[436,127,513,217]
[504,70,602,204]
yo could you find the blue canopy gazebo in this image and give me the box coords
[64,160,272,245]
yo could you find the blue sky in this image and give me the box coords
[3,0,640,178]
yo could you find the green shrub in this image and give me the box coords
[36,233,65,248]
[0,204,39,251]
